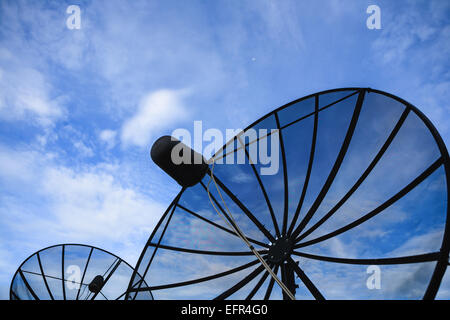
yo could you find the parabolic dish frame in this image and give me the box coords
[126,88,450,300]
[10,243,154,300]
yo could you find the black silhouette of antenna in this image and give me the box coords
[126,88,449,300]
[10,244,153,300]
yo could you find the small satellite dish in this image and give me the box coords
[126,88,449,300]
[10,244,153,300]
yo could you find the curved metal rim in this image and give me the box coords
[127,87,450,300]
[10,243,152,300]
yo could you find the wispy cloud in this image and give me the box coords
[99,129,117,150]
[0,48,66,127]
[370,0,450,141]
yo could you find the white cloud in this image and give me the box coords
[121,89,189,148]
[0,145,56,184]
[73,140,94,158]
[388,229,444,258]
[0,48,65,127]
[0,144,165,243]
[41,165,163,241]
[230,171,254,184]
[99,129,117,150]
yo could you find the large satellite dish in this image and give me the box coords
[10,244,153,300]
[126,88,449,300]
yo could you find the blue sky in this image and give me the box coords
[0,0,449,299]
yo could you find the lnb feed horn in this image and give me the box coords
[151,135,208,188]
